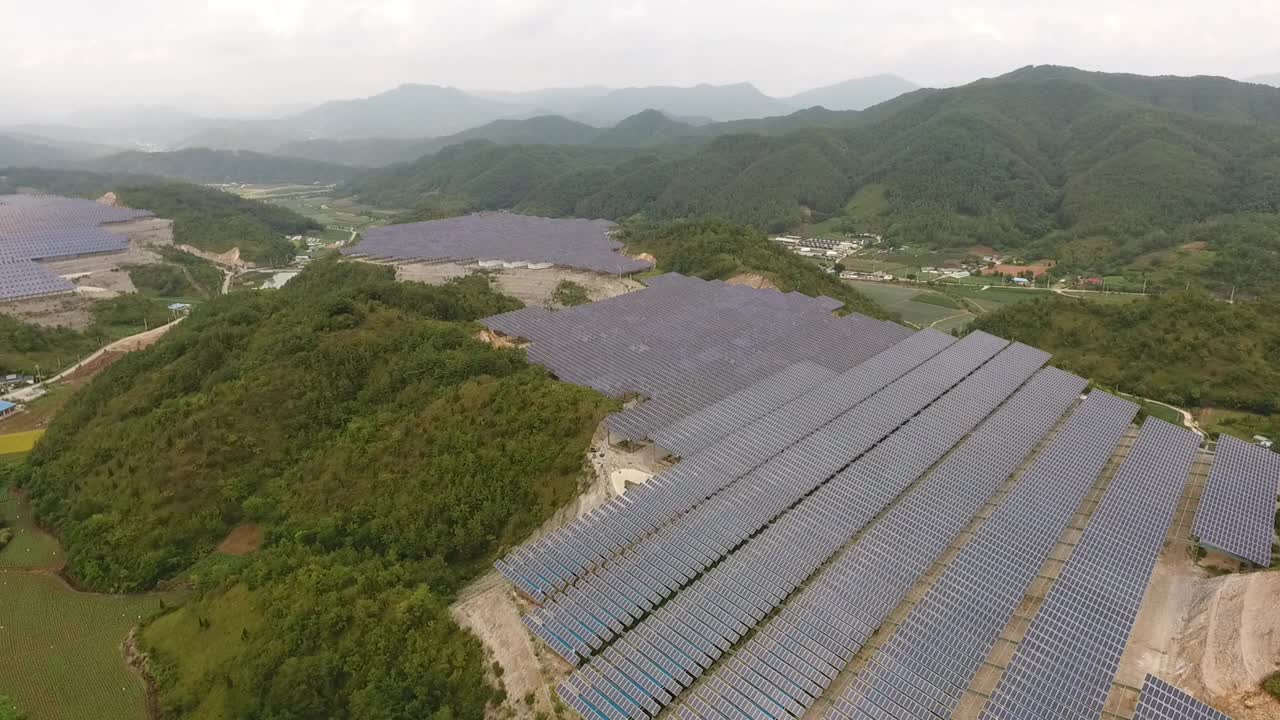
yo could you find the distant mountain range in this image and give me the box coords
[0,75,920,159]
[1249,73,1280,87]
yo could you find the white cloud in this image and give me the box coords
[0,0,1277,121]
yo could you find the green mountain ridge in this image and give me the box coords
[343,66,1280,295]
[90,148,355,184]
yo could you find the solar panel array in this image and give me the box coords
[647,361,838,457]
[524,332,1012,665]
[0,194,151,302]
[1133,675,1234,720]
[554,342,1054,720]
[1193,434,1280,566]
[0,259,75,301]
[495,320,946,603]
[981,418,1202,720]
[485,274,898,402]
[606,315,912,446]
[342,212,652,274]
[830,390,1139,720]
[669,366,1087,720]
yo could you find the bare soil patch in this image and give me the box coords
[0,294,95,329]
[389,260,641,308]
[62,351,126,387]
[1119,545,1280,718]
[449,421,664,717]
[476,329,519,349]
[452,573,570,720]
[216,524,264,556]
[726,272,779,290]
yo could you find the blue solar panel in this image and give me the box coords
[1194,434,1280,566]
[342,212,652,274]
[1133,675,1234,720]
[0,193,151,302]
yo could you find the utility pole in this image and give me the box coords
[1142,277,1147,295]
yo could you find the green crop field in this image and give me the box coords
[847,281,975,329]
[0,573,174,720]
[1,493,64,570]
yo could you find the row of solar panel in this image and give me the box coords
[646,362,838,456]
[555,342,1053,720]
[830,390,1140,720]
[495,330,956,602]
[485,274,850,399]
[1194,434,1280,566]
[671,366,1088,720]
[524,300,856,400]
[520,333,1006,661]
[979,418,1202,720]
[1134,675,1234,720]
[0,260,76,302]
[606,316,912,446]
[0,194,151,237]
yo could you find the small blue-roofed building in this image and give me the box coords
[0,400,17,418]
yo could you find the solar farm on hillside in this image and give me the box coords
[0,194,153,302]
[481,273,1277,720]
[343,212,653,274]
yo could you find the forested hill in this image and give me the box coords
[342,66,1280,295]
[9,260,616,718]
[0,168,320,264]
[967,292,1280,416]
[90,148,355,184]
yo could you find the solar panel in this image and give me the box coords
[341,212,652,274]
[673,366,1086,720]
[496,327,955,602]
[525,332,1010,664]
[980,418,1202,720]
[1193,434,1280,566]
[0,193,151,301]
[556,343,1054,718]
[647,361,837,457]
[1133,675,1234,720]
[830,391,1139,720]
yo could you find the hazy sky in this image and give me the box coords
[3,0,1279,121]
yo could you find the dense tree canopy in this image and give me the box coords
[12,260,617,719]
[116,184,317,265]
[967,292,1280,414]
[623,220,891,320]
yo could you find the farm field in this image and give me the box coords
[0,430,43,456]
[0,573,171,720]
[845,281,974,331]
[1,490,63,570]
[262,191,401,232]
[0,486,182,720]
[1197,407,1280,445]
